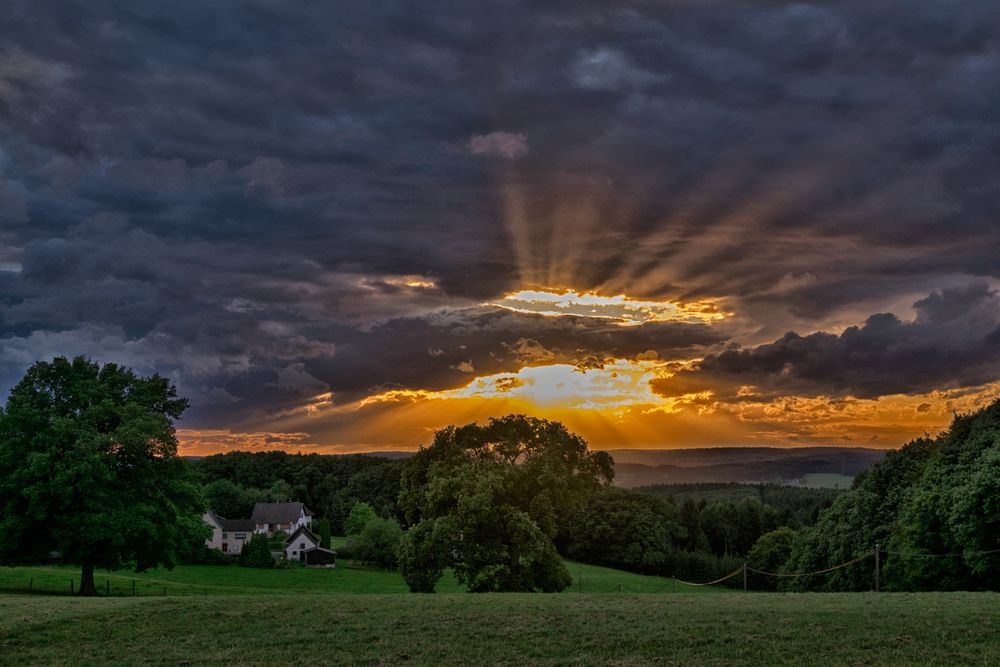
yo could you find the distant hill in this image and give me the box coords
[605,447,886,488]
[356,451,414,460]
[188,446,885,488]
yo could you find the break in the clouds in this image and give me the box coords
[2,1,1000,452]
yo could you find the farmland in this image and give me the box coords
[1,589,996,666]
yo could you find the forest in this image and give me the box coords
[192,399,1000,591]
[192,441,839,585]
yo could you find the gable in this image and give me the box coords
[286,526,319,548]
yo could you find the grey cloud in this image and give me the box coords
[656,285,1000,401]
[1,0,1000,433]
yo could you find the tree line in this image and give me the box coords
[3,357,998,594]
[192,425,838,587]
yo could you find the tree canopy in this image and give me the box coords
[0,357,205,595]
[785,399,1000,591]
[561,487,681,574]
[397,414,614,592]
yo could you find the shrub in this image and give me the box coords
[355,517,403,569]
[238,533,274,568]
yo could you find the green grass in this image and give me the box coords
[800,473,856,489]
[0,560,721,597]
[0,592,996,665]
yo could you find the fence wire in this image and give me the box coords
[748,550,876,578]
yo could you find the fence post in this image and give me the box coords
[28,578,32,592]
[578,573,582,594]
[70,579,74,595]
[671,575,676,593]
[131,580,136,597]
[162,586,166,597]
[743,562,748,591]
[875,544,880,593]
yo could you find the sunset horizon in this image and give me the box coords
[4,2,1000,456]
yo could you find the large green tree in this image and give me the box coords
[397,415,613,592]
[0,357,205,595]
[561,487,681,574]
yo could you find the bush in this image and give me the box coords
[238,533,274,568]
[268,529,288,552]
[747,527,797,590]
[344,502,377,537]
[187,545,235,566]
[317,518,332,550]
[355,517,403,569]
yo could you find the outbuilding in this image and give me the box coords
[285,525,337,566]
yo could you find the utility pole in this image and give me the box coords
[875,544,880,593]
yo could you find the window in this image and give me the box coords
[300,542,306,549]
[292,550,297,556]
[235,533,246,540]
[223,533,229,539]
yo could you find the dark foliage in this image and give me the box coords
[398,415,613,592]
[237,533,274,568]
[0,357,205,596]
[354,516,403,570]
[193,451,403,532]
[560,487,681,574]
[637,483,841,527]
[785,399,1000,591]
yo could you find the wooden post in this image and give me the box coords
[671,575,676,593]
[875,544,880,593]
[618,583,622,594]
[578,573,582,594]
[106,580,110,596]
[70,579,74,595]
[28,578,32,592]
[162,586,166,597]
[131,580,136,597]
[204,587,207,596]
[743,562,748,592]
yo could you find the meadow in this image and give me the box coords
[0,559,725,597]
[1,589,996,666]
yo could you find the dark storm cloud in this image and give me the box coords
[2,0,1000,428]
[655,285,1000,401]
[316,306,723,399]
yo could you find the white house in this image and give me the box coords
[203,510,256,555]
[285,525,336,566]
[250,502,314,536]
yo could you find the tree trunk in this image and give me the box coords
[78,561,98,596]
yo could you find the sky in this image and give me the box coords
[2,1,1000,454]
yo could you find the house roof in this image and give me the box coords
[206,510,256,532]
[219,518,256,531]
[286,525,318,546]
[303,546,337,555]
[250,502,313,524]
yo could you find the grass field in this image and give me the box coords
[0,560,724,597]
[1,591,996,665]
